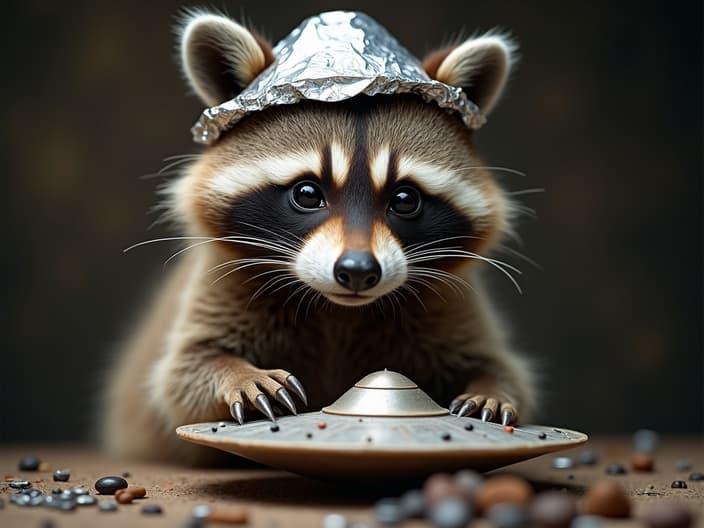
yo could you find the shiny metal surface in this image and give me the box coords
[191,10,486,144]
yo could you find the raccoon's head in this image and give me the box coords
[169,13,518,308]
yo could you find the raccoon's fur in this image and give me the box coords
[102,11,536,464]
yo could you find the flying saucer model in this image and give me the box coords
[177,371,587,480]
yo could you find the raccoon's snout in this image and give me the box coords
[333,250,382,292]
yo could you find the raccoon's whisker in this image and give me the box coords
[399,283,428,312]
[207,257,289,274]
[404,235,484,256]
[407,277,447,303]
[506,188,545,196]
[141,156,200,179]
[247,273,298,307]
[163,238,232,266]
[455,165,527,177]
[243,266,295,285]
[236,222,305,244]
[124,236,219,253]
[162,154,201,162]
[408,267,470,297]
[210,260,290,285]
[220,236,300,258]
[496,245,543,270]
[284,284,310,309]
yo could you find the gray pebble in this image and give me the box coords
[9,480,32,489]
[11,494,31,506]
[428,498,471,528]
[18,455,40,471]
[191,504,212,519]
[552,457,576,469]
[487,503,528,528]
[399,489,425,518]
[570,515,604,528]
[321,513,348,528]
[218,421,227,427]
[29,495,46,507]
[578,451,599,465]
[688,471,704,481]
[98,500,118,512]
[51,488,62,494]
[142,503,163,514]
[374,498,406,524]
[27,488,43,498]
[53,469,70,482]
[606,463,627,475]
[69,486,89,496]
[59,500,77,511]
[76,495,97,506]
[454,469,483,498]
[633,429,659,453]
[675,460,692,471]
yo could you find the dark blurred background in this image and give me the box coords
[2,1,702,442]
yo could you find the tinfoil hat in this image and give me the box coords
[191,10,486,145]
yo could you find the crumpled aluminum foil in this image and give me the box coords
[191,10,485,145]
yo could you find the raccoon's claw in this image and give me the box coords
[449,393,518,425]
[285,375,308,406]
[230,401,244,425]
[275,387,297,415]
[254,393,277,422]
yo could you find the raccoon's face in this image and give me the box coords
[171,13,516,308]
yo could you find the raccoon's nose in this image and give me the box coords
[334,250,382,292]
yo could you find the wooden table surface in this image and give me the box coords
[1,437,702,527]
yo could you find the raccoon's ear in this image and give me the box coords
[423,33,517,116]
[179,12,275,107]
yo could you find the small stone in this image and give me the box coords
[577,451,598,465]
[121,471,131,478]
[674,460,691,472]
[191,504,212,519]
[428,497,471,528]
[53,469,71,482]
[59,500,77,511]
[487,503,528,528]
[51,488,62,495]
[366,436,373,443]
[77,495,98,506]
[671,480,687,489]
[581,479,630,518]
[631,452,655,472]
[218,421,226,427]
[142,503,163,514]
[538,432,547,439]
[399,489,425,518]
[270,424,280,432]
[529,491,577,528]
[688,472,704,481]
[11,494,31,506]
[18,455,40,471]
[9,480,32,489]
[454,469,483,500]
[27,489,43,498]
[606,463,626,475]
[424,473,464,505]
[69,486,89,496]
[99,500,118,512]
[633,429,659,453]
[474,475,533,514]
[464,423,474,431]
[569,515,604,528]
[642,502,693,528]
[322,513,348,528]
[374,497,405,524]
[306,433,313,439]
[441,432,452,441]
[552,457,575,469]
[211,426,218,432]
[95,476,128,495]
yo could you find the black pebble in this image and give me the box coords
[51,488,62,494]
[211,426,218,432]
[142,504,163,514]
[538,432,547,439]
[578,451,598,465]
[270,424,280,432]
[121,471,131,478]
[606,464,627,475]
[464,423,474,431]
[9,480,32,489]
[53,469,70,482]
[366,436,373,443]
[306,432,313,439]
[689,472,704,481]
[441,432,452,441]
[95,476,128,495]
[671,480,687,489]
[18,455,40,471]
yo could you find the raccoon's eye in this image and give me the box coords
[389,186,422,218]
[290,180,327,211]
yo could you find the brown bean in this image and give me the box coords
[207,506,249,524]
[126,486,146,498]
[116,491,135,504]
[581,479,630,518]
[474,475,533,514]
[630,452,655,472]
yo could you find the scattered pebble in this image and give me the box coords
[464,423,474,431]
[428,497,471,528]
[529,491,577,528]
[211,426,218,432]
[374,497,405,524]
[633,429,659,453]
[76,495,97,506]
[399,489,425,518]
[538,432,547,439]
[577,451,598,465]
[453,469,482,500]
[318,422,327,430]
[642,502,693,528]
[487,503,528,528]
[606,463,626,475]
[218,421,227,427]
[18,455,40,471]
[674,460,691,472]
[581,479,630,518]
[552,457,575,469]
[191,504,212,519]
[53,469,70,482]
[270,424,280,432]
[142,503,163,514]
[99,501,118,512]
[69,487,89,496]
[95,476,129,495]
[670,481,687,489]
[688,472,703,481]
[630,452,655,472]
[9,480,32,489]
[121,471,131,478]
[474,475,533,514]
[306,433,313,439]
[441,432,452,441]
[322,513,348,528]
[51,488,61,494]
[423,473,463,505]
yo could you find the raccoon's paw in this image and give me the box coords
[448,393,518,425]
[221,369,308,424]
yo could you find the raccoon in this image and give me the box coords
[103,11,536,464]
